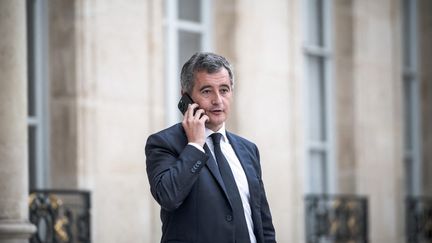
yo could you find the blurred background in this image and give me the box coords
[0,0,431,242]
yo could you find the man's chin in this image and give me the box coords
[205,120,225,131]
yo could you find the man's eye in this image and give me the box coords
[221,88,230,94]
[202,90,211,94]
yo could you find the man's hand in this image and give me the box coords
[182,103,209,147]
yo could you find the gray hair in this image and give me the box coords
[180,52,234,94]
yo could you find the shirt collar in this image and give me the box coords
[206,123,228,143]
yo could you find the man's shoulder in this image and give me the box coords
[146,123,186,145]
[226,131,256,148]
[152,123,184,137]
[226,131,261,166]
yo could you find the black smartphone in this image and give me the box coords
[177,93,194,115]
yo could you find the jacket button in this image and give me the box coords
[226,215,233,222]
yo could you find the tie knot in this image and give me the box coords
[210,133,223,145]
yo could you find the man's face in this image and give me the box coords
[190,68,232,132]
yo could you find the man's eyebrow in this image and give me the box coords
[199,84,231,92]
[199,85,212,91]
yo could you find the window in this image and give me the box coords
[303,0,334,194]
[27,0,50,190]
[164,0,212,126]
[402,0,422,196]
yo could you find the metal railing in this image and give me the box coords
[305,194,368,243]
[406,196,432,243]
[29,190,91,243]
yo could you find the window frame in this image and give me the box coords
[402,0,422,196]
[27,0,51,189]
[163,0,213,126]
[303,0,336,194]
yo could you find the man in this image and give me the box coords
[145,52,276,243]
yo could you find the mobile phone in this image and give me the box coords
[177,93,195,115]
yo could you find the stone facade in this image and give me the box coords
[420,0,432,196]
[0,1,36,242]
[0,0,430,242]
[353,0,405,241]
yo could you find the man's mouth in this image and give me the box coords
[210,109,223,114]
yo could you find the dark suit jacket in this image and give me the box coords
[145,123,276,243]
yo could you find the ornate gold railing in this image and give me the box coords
[29,190,91,243]
[305,194,368,243]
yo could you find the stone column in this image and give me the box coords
[334,0,357,193]
[352,0,404,242]
[234,1,299,242]
[0,1,37,242]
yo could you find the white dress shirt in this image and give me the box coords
[188,124,256,243]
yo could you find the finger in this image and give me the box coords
[187,104,199,117]
[189,103,199,111]
[184,104,196,118]
[194,109,205,119]
[200,114,210,123]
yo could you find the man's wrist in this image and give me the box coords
[188,142,205,153]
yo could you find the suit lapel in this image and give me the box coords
[199,128,260,210]
[203,144,229,196]
[179,125,230,199]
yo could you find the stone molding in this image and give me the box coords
[0,220,36,240]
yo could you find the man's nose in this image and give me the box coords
[212,92,222,104]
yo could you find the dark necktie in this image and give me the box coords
[210,133,251,243]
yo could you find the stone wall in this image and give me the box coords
[0,1,36,242]
[48,0,164,242]
[352,0,404,242]
[30,0,431,242]
[420,0,432,196]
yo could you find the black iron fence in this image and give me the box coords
[305,194,368,243]
[29,190,91,243]
[26,190,432,243]
[406,196,432,243]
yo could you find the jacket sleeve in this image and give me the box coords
[145,133,209,211]
[260,178,276,243]
[255,145,277,243]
